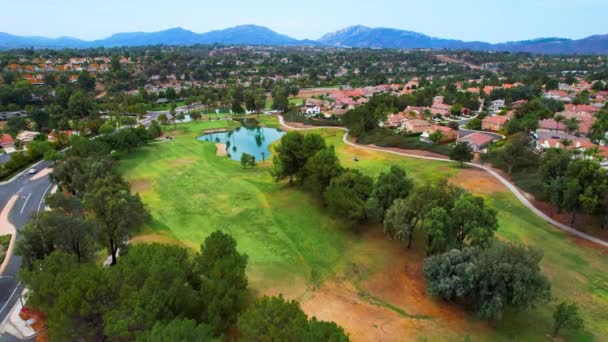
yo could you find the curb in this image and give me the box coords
[0,160,45,186]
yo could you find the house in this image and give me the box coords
[385,113,406,128]
[489,99,505,113]
[403,119,432,134]
[457,132,496,152]
[0,134,14,151]
[420,125,457,143]
[16,131,40,145]
[564,104,601,114]
[543,90,572,102]
[482,115,510,132]
[302,99,323,116]
[430,96,452,117]
[537,119,568,133]
[556,111,595,135]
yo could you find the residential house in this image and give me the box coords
[482,115,510,132]
[543,90,572,102]
[489,99,505,113]
[0,134,14,151]
[457,132,496,152]
[537,119,568,134]
[430,96,452,117]
[17,131,40,145]
[420,125,457,143]
[385,113,406,128]
[403,119,432,134]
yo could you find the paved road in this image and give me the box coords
[0,161,53,326]
[278,116,608,249]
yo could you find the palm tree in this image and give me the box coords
[565,117,580,134]
[554,114,565,132]
[170,103,177,130]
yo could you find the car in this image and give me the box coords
[27,168,38,175]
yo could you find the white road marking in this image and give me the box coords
[37,183,54,214]
[20,193,31,215]
[0,281,21,315]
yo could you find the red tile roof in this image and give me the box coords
[0,134,14,145]
[459,132,494,146]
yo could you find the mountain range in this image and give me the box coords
[1,24,607,55]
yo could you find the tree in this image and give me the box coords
[303,146,344,193]
[565,117,580,134]
[67,91,93,118]
[428,130,444,144]
[423,241,551,320]
[170,103,177,129]
[20,253,111,341]
[323,169,373,225]
[240,153,256,168]
[102,244,198,340]
[553,301,584,337]
[157,113,168,125]
[84,176,148,265]
[78,71,96,91]
[366,165,413,222]
[237,295,348,342]
[450,142,474,167]
[193,231,248,336]
[136,319,215,342]
[271,132,326,185]
[492,134,536,175]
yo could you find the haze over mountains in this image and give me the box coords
[1,24,607,54]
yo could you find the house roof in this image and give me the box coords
[0,134,14,145]
[483,116,510,125]
[538,119,567,131]
[564,104,601,113]
[458,132,494,146]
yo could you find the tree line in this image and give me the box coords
[272,131,584,335]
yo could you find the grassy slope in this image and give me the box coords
[120,118,607,340]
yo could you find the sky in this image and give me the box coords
[2,0,607,43]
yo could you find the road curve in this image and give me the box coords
[277,115,608,249]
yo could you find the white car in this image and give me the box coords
[27,168,38,175]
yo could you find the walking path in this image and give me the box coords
[278,116,608,248]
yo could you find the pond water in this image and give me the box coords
[198,126,285,162]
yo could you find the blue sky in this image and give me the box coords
[2,0,607,42]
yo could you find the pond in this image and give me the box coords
[198,126,285,162]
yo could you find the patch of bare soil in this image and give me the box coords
[450,167,507,194]
[299,229,489,341]
[129,178,153,194]
[216,143,227,156]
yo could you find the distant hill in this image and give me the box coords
[319,26,608,54]
[1,25,607,54]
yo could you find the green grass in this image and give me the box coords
[120,119,351,290]
[0,234,11,265]
[120,116,608,340]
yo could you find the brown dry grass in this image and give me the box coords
[451,167,507,194]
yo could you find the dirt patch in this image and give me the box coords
[129,178,153,194]
[172,158,195,166]
[450,167,507,194]
[216,143,227,156]
[299,229,490,340]
[130,233,187,248]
